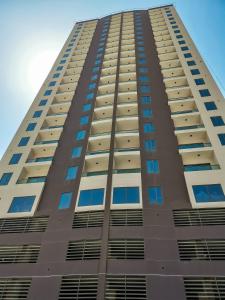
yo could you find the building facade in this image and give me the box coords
[0,4,225,299]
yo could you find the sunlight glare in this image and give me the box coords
[26,49,58,94]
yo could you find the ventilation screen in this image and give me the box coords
[66,240,101,260]
[0,216,48,234]
[73,211,104,228]
[0,278,31,299]
[110,210,143,226]
[0,245,40,264]
[173,208,225,226]
[184,277,225,300]
[178,239,225,261]
[106,275,147,299]
[108,239,144,259]
[58,275,98,300]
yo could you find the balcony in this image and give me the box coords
[175,124,204,131]
[169,98,197,115]
[118,81,137,94]
[171,109,198,116]
[116,103,138,118]
[96,93,114,107]
[101,66,117,77]
[82,153,109,177]
[113,151,141,173]
[47,103,70,116]
[120,64,136,74]
[52,92,74,104]
[93,106,113,121]
[167,88,193,102]
[121,44,135,52]
[26,157,53,163]
[97,83,115,97]
[26,146,55,164]
[184,164,220,172]
[162,68,185,79]
[119,72,136,83]
[90,119,112,136]
[17,165,50,185]
[116,117,139,133]
[34,130,62,146]
[156,40,174,49]
[178,143,212,150]
[99,74,116,86]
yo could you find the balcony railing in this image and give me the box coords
[178,143,212,150]
[17,176,47,184]
[184,164,220,172]
[42,125,64,130]
[114,147,140,152]
[82,170,108,177]
[175,124,204,131]
[171,109,198,115]
[34,140,59,145]
[86,150,109,156]
[26,157,53,163]
[90,132,111,137]
[46,112,67,117]
[115,129,139,134]
[113,168,141,174]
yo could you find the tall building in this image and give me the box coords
[0,4,225,299]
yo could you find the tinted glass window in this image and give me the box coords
[148,187,163,205]
[78,189,104,206]
[193,184,225,203]
[58,192,73,209]
[112,187,140,204]
[8,196,35,213]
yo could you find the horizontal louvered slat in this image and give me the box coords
[0,278,31,299]
[0,245,40,264]
[184,277,225,299]
[0,216,48,233]
[72,211,104,228]
[106,275,147,299]
[110,210,143,226]
[178,240,225,261]
[173,209,225,226]
[66,240,101,260]
[58,275,98,300]
[108,239,144,259]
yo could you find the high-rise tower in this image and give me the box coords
[0,4,225,299]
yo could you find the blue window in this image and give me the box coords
[139,67,148,73]
[33,110,42,118]
[86,93,94,100]
[65,166,78,180]
[76,130,86,141]
[172,25,178,29]
[139,76,149,82]
[143,109,152,118]
[39,99,47,106]
[191,69,200,75]
[181,46,189,51]
[141,96,151,104]
[218,134,225,145]
[95,59,101,65]
[211,116,224,127]
[176,35,183,39]
[88,83,96,90]
[91,74,98,81]
[78,188,104,206]
[65,48,71,52]
[187,60,196,66]
[83,103,92,112]
[0,173,13,186]
[56,66,63,71]
[53,73,60,78]
[26,123,36,131]
[174,30,180,33]
[204,101,217,111]
[49,81,56,87]
[193,184,225,203]
[138,58,147,64]
[148,187,163,205]
[92,67,100,73]
[144,140,156,152]
[18,137,29,147]
[138,47,144,51]
[80,116,89,126]
[146,160,159,174]
[199,89,211,97]
[138,52,146,58]
[44,90,52,96]
[140,85,150,93]
[8,196,35,213]
[170,21,176,24]
[195,78,205,85]
[72,146,82,158]
[144,122,155,133]
[58,192,73,209]
[112,187,139,204]
[184,53,192,58]
[9,153,22,165]
[63,54,69,58]
[169,17,174,20]
[178,41,185,45]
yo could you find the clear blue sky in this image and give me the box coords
[0,0,225,158]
